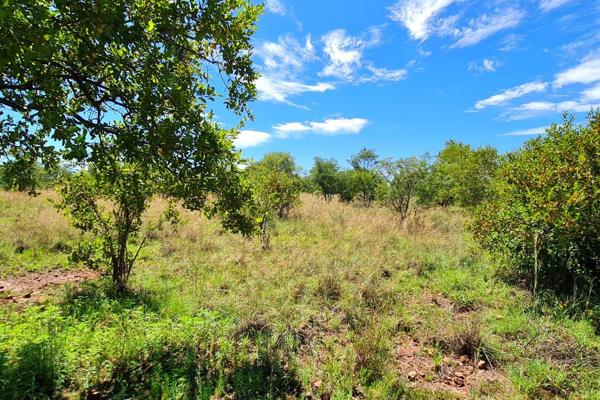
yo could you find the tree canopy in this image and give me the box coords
[0,0,261,290]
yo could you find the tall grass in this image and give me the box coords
[0,192,599,399]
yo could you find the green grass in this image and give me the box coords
[1,192,599,399]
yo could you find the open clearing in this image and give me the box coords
[1,191,599,399]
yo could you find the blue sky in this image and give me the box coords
[227,0,600,170]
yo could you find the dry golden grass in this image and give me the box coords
[1,191,599,399]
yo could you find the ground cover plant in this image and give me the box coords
[1,190,599,399]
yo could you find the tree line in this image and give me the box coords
[238,112,600,298]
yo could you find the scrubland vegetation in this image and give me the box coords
[1,1,600,399]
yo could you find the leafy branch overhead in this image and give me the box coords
[0,0,262,291]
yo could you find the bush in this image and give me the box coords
[472,112,600,293]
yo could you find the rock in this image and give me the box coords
[408,370,418,381]
[454,377,465,387]
[454,371,464,378]
[477,360,486,370]
[459,355,469,364]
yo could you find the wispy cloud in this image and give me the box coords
[255,76,334,107]
[234,130,271,148]
[321,29,364,79]
[320,29,382,80]
[475,81,548,110]
[499,126,548,136]
[256,35,315,75]
[388,0,458,41]
[507,100,600,120]
[469,59,499,73]
[450,8,525,48]
[554,54,600,88]
[274,118,369,138]
[365,65,408,82]
[539,0,573,12]
[582,83,600,101]
[265,0,286,15]
[499,33,524,52]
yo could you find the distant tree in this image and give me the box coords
[337,170,359,203]
[472,112,600,294]
[0,0,261,291]
[1,158,70,194]
[246,153,302,248]
[310,157,340,201]
[426,141,499,207]
[349,148,380,206]
[350,148,379,171]
[378,156,429,221]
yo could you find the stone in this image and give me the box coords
[477,360,486,370]
[408,370,418,381]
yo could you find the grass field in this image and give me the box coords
[1,191,599,399]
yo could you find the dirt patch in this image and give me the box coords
[394,335,506,398]
[0,269,100,304]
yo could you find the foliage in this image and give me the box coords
[246,153,302,248]
[350,147,379,171]
[337,169,360,203]
[1,194,600,398]
[472,112,600,292]
[424,141,499,207]
[349,148,381,206]
[0,160,68,195]
[0,0,262,290]
[309,157,340,201]
[378,156,429,220]
[57,164,178,291]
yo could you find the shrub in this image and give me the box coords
[472,112,600,294]
[423,141,499,207]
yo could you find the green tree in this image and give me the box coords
[246,153,302,248]
[0,0,261,291]
[472,112,600,294]
[310,157,339,201]
[349,148,380,206]
[337,169,359,203]
[378,156,429,221]
[426,141,499,207]
[350,148,379,171]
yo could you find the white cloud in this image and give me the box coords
[539,0,572,12]
[475,81,548,110]
[256,35,315,75]
[508,100,600,120]
[255,76,335,106]
[499,126,548,136]
[321,29,365,79]
[469,58,499,73]
[582,83,600,101]
[274,118,368,138]
[554,55,600,88]
[450,8,525,48]
[311,118,369,134]
[499,33,524,52]
[265,0,286,15]
[388,0,458,41]
[320,28,384,80]
[365,65,408,82]
[272,122,312,137]
[234,130,271,148]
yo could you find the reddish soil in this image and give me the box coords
[0,269,99,304]
[394,335,506,398]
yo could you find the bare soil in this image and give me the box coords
[0,268,99,304]
[394,334,506,398]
